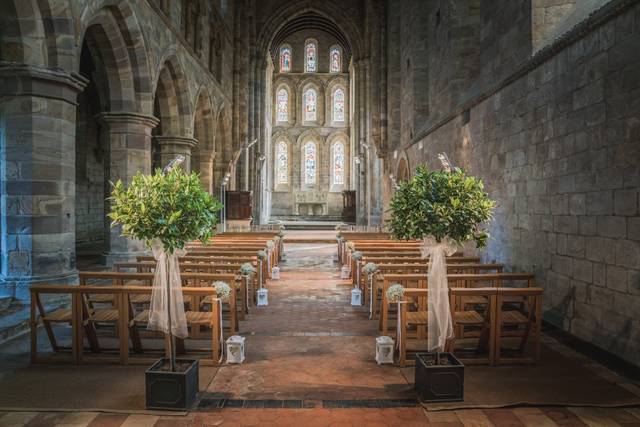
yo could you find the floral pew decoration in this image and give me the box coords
[363,262,379,318]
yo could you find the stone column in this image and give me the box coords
[96,112,159,266]
[0,64,87,302]
[198,150,216,194]
[154,136,198,173]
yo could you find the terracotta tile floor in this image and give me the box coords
[1,243,640,426]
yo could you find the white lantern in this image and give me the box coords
[271,266,280,280]
[375,336,395,365]
[257,288,269,306]
[351,288,362,306]
[226,335,245,364]
[341,266,351,279]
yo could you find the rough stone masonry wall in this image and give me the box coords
[403,3,640,366]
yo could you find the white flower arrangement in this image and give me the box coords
[352,251,363,261]
[386,284,405,303]
[213,281,232,302]
[278,229,285,238]
[346,241,355,251]
[240,263,256,276]
[363,262,378,275]
[266,240,275,250]
[257,250,268,260]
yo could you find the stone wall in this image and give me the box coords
[387,0,640,366]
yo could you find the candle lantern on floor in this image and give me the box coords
[341,266,350,279]
[257,288,269,306]
[375,336,395,364]
[226,335,246,364]
[351,287,362,306]
[271,266,280,280]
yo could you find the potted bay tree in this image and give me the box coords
[388,162,495,402]
[108,165,222,410]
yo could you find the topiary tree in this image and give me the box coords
[388,165,495,248]
[387,164,496,353]
[108,167,222,371]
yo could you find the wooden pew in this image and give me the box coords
[30,285,223,366]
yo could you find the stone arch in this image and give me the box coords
[297,77,324,126]
[326,131,350,190]
[192,87,216,193]
[153,55,192,136]
[79,2,153,114]
[273,78,295,125]
[257,1,364,63]
[0,0,50,67]
[396,153,410,182]
[152,55,194,171]
[325,76,349,126]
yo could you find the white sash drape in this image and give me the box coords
[421,236,458,351]
[148,241,188,339]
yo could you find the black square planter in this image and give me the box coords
[415,352,464,403]
[145,358,199,411]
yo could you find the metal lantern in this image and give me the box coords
[341,266,351,279]
[271,266,280,280]
[257,288,269,306]
[226,335,245,364]
[375,336,395,365]
[351,288,362,306]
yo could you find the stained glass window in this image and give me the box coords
[330,47,341,73]
[279,46,291,72]
[304,141,316,184]
[304,88,317,121]
[276,88,288,122]
[333,88,345,122]
[304,40,317,72]
[333,141,345,185]
[276,141,288,184]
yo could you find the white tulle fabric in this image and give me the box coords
[148,240,188,339]
[421,236,458,351]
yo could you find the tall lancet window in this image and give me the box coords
[330,46,341,73]
[276,141,288,184]
[304,88,317,121]
[276,89,288,123]
[304,40,317,72]
[333,88,345,122]
[333,141,345,185]
[279,46,291,72]
[303,141,317,184]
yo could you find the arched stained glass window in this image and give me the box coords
[304,88,317,121]
[333,88,345,122]
[333,141,345,185]
[304,40,317,72]
[279,46,291,72]
[276,141,288,184]
[276,89,288,123]
[303,141,317,184]
[330,46,341,73]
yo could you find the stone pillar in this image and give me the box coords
[154,136,198,173]
[96,112,159,266]
[198,150,216,194]
[0,64,87,302]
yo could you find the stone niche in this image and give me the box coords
[294,191,327,216]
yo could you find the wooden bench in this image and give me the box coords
[30,285,223,366]
[395,286,543,366]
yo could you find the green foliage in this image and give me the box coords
[108,168,223,254]
[388,165,496,248]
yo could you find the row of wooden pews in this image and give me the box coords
[339,231,543,367]
[30,231,282,366]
